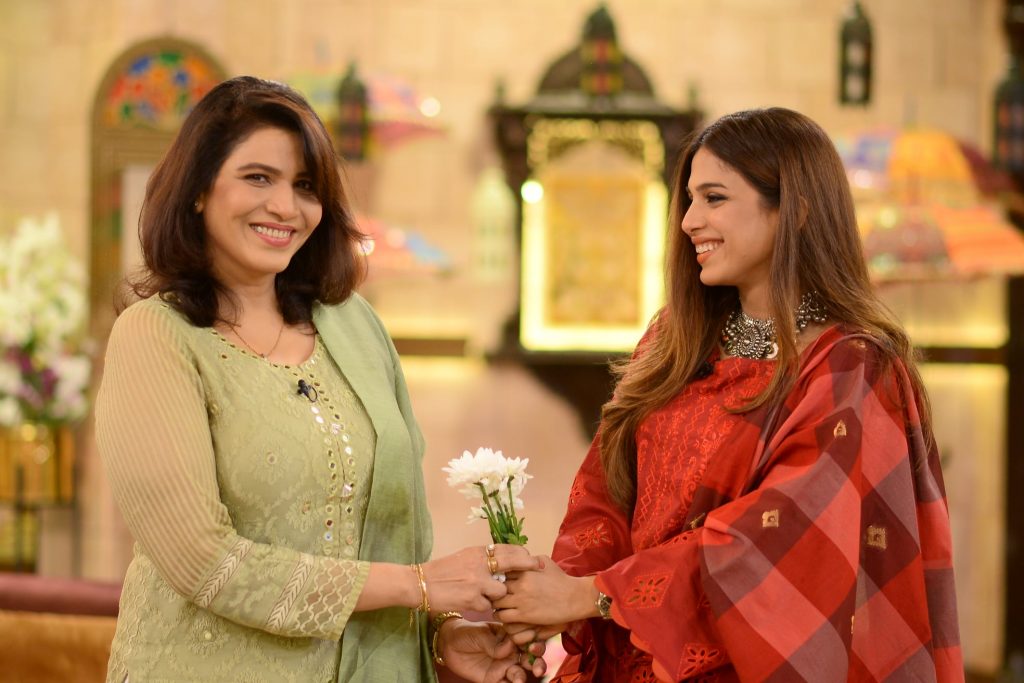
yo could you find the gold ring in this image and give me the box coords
[485,543,496,557]
[487,554,499,575]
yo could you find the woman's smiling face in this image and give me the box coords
[681,147,779,314]
[198,126,323,288]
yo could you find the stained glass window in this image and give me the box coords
[102,50,221,130]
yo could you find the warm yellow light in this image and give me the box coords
[520,180,667,352]
[419,97,441,118]
[876,277,1007,348]
[520,180,544,204]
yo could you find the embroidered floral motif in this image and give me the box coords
[187,613,227,656]
[568,478,586,509]
[671,528,698,544]
[762,509,780,528]
[622,648,655,682]
[678,642,725,677]
[632,357,773,549]
[625,572,671,609]
[833,420,847,438]
[574,521,612,549]
[630,665,658,682]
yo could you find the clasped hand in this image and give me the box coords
[427,544,547,682]
[429,548,589,681]
[491,555,588,654]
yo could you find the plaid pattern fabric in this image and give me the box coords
[551,326,962,682]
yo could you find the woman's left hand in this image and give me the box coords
[491,556,597,626]
[442,620,547,683]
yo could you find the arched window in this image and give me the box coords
[89,38,225,338]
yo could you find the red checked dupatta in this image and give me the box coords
[551,326,963,682]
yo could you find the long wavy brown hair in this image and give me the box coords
[120,76,364,327]
[599,107,930,512]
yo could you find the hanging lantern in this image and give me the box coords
[580,3,623,98]
[994,1,1024,176]
[839,1,873,106]
[994,63,1024,175]
[334,61,370,162]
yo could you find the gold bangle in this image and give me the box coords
[412,563,429,613]
[430,611,462,666]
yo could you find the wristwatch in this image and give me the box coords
[596,591,613,619]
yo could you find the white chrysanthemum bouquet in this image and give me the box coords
[0,213,91,427]
[443,447,530,545]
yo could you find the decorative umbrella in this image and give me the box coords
[835,126,1024,280]
[287,71,445,151]
[861,202,1024,280]
[355,213,452,279]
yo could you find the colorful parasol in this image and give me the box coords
[287,71,445,151]
[355,213,452,279]
[835,126,1024,280]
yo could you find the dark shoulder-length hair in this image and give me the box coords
[599,107,930,511]
[121,75,364,327]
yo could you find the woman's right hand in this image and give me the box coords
[424,545,541,613]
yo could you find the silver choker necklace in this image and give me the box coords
[721,292,827,360]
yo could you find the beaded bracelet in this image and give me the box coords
[430,611,463,666]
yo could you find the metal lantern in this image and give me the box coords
[995,1,1024,177]
[839,1,873,106]
[335,62,370,162]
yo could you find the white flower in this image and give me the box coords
[443,447,508,496]
[0,291,32,346]
[0,212,91,424]
[0,397,22,427]
[51,354,91,420]
[0,360,20,395]
[444,446,530,544]
[502,456,531,498]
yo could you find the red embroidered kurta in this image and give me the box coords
[551,326,963,682]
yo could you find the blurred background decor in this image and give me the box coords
[3,0,1024,679]
[836,125,1024,280]
[0,214,91,572]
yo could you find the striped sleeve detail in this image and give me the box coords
[193,538,254,608]
[96,300,232,597]
[266,553,315,631]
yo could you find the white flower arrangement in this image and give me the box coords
[0,213,91,427]
[443,447,530,545]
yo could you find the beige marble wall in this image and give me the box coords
[0,0,1011,674]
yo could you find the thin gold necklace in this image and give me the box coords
[228,320,285,359]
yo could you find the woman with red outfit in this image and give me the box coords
[493,108,963,682]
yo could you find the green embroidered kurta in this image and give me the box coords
[95,293,434,682]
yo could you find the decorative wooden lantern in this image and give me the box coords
[839,1,873,106]
[335,62,370,162]
[995,0,1024,180]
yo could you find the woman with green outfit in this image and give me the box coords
[95,76,546,682]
